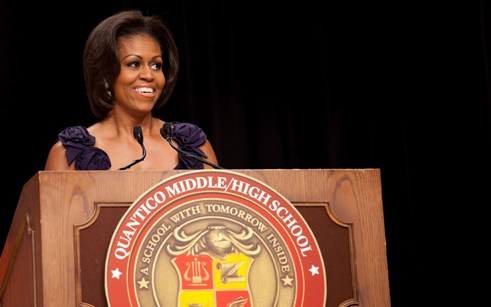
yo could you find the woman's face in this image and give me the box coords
[113,34,165,114]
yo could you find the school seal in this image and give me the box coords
[105,169,326,306]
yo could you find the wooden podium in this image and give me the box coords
[0,169,391,307]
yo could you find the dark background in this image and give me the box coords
[1,1,490,306]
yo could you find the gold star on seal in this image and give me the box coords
[138,277,150,289]
[282,274,294,286]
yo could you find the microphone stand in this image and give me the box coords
[160,124,224,169]
[118,125,147,170]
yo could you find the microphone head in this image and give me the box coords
[160,122,173,140]
[133,125,143,144]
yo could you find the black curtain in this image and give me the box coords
[1,1,490,306]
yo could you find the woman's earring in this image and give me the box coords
[104,80,112,100]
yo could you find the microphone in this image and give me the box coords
[160,122,224,169]
[118,125,147,170]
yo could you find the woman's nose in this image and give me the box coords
[139,65,154,80]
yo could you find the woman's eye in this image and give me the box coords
[127,62,140,68]
[151,62,162,71]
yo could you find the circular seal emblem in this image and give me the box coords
[105,170,326,306]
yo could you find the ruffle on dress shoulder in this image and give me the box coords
[58,122,208,170]
[58,126,111,170]
[172,121,208,169]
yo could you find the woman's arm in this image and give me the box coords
[44,142,73,170]
[200,139,219,169]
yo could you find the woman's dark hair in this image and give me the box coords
[83,10,179,119]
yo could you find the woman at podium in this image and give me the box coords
[45,10,219,171]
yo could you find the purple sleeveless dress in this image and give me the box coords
[57,122,208,170]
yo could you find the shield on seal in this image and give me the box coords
[171,253,253,307]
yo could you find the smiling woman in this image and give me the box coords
[44,9,220,171]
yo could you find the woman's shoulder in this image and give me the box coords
[58,125,111,170]
[170,121,210,170]
[170,121,207,147]
[58,126,95,146]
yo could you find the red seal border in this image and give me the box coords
[105,169,327,306]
